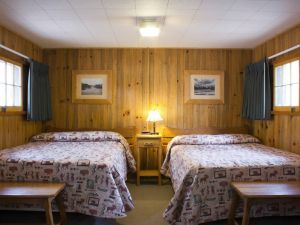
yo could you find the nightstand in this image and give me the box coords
[136,134,162,185]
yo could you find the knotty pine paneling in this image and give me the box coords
[0,25,43,150]
[44,48,252,134]
[252,24,300,153]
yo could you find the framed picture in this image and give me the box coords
[184,70,225,104]
[72,70,113,104]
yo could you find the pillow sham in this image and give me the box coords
[31,131,123,142]
[169,134,260,147]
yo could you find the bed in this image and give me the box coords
[161,129,300,225]
[0,130,136,218]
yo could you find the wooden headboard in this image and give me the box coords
[162,127,249,138]
[43,126,136,150]
[161,126,250,154]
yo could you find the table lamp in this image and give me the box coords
[146,110,163,135]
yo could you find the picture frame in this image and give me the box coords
[72,70,113,104]
[184,70,225,104]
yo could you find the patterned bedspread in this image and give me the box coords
[161,134,300,225]
[0,131,136,218]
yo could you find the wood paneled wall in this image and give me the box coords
[252,25,300,153]
[44,48,252,133]
[0,25,43,150]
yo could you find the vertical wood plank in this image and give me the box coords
[0,25,43,150]
[252,24,300,154]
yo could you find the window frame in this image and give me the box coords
[0,55,24,113]
[272,53,300,113]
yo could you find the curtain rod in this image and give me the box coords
[268,44,300,60]
[0,44,30,60]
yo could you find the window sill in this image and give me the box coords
[271,111,300,116]
[0,111,27,116]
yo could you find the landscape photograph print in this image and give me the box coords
[184,70,224,104]
[72,70,113,104]
[81,78,103,96]
[193,78,216,96]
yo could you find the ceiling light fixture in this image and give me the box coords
[139,18,161,37]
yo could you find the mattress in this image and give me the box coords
[0,131,136,218]
[161,134,300,224]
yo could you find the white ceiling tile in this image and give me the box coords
[168,0,202,10]
[0,4,25,20]
[190,19,219,31]
[110,18,135,26]
[223,10,256,20]
[35,0,72,10]
[0,19,50,47]
[102,0,135,9]
[82,20,111,30]
[210,20,244,33]
[159,28,183,42]
[0,0,40,9]
[181,34,213,43]
[165,16,194,26]
[13,9,51,20]
[116,42,139,47]
[82,20,116,42]
[249,11,289,21]
[94,42,119,47]
[67,36,97,46]
[46,9,78,20]
[68,0,103,9]
[55,19,90,34]
[1,0,300,48]
[154,42,180,48]
[0,2,11,12]
[29,20,65,37]
[138,41,159,48]
[208,34,258,48]
[136,8,167,17]
[112,26,139,42]
[199,0,236,10]
[106,9,136,18]
[136,0,168,9]
[232,20,273,34]
[230,0,269,11]
[138,36,159,42]
[75,9,107,20]
[195,9,227,20]
[183,21,219,41]
[261,0,300,13]
[92,33,117,43]
[166,9,197,16]
[0,14,30,30]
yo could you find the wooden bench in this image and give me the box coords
[0,182,67,225]
[228,181,300,225]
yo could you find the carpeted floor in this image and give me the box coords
[1,182,300,225]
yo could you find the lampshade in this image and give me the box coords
[146,110,163,122]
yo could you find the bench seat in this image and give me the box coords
[228,181,300,225]
[0,182,67,225]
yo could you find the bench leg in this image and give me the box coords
[227,192,240,225]
[56,192,68,225]
[242,199,251,225]
[44,198,55,225]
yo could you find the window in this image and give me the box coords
[0,57,23,112]
[273,57,299,112]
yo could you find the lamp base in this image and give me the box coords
[150,132,159,135]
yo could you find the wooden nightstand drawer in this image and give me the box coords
[138,139,161,147]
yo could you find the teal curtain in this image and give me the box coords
[242,58,272,120]
[27,60,52,121]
